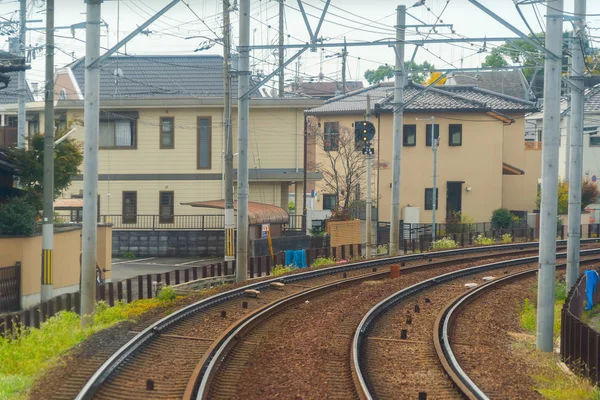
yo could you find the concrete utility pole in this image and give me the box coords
[17,0,26,148]
[278,0,284,97]
[236,0,250,283]
[566,0,586,290]
[341,37,347,94]
[223,0,234,262]
[389,5,405,256]
[81,0,102,327]
[537,0,563,352]
[365,94,373,259]
[40,0,54,302]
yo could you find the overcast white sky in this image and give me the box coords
[1,0,599,93]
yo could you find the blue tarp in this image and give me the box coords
[584,270,599,311]
[285,249,307,268]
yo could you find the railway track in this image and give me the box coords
[70,240,599,400]
[353,250,600,400]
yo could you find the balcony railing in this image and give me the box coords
[525,141,542,150]
[101,214,224,230]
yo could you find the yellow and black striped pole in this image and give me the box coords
[41,249,52,286]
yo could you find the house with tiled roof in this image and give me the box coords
[17,54,322,223]
[306,80,541,224]
[445,70,535,101]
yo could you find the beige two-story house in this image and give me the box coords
[21,55,322,223]
[306,81,541,224]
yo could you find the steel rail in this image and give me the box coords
[351,247,600,400]
[75,239,599,399]
[190,269,389,400]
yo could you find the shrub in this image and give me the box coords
[377,244,389,255]
[431,237,458,250]
[123,252,136,259]
[288,201,295,211]
[271,264,296,276]
[491,208,512,229]
[157,286,177,302]
[445,211,475,234]
[311,257,336,268]
[0,197,37,236]
[475,234,495,245]
[328,206,353,221]
[502,233,513,243]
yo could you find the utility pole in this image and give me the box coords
[17,0,26,148]
[81,0,102,327]
[537,0,563,352]
[341,37,347,94]
[40,0,54,302]
[223,0,234,262]
[236,0,250,283]
[365,94,373,259]
[278,0,284,97]
[417,116,437,242]
[389,5,405,256]
[566,0,586,290]
[302,116,307,233]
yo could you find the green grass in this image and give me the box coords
[516,280,600,399]
[311,257,336,268]
[0,297,173,399]
[271,264,297,276]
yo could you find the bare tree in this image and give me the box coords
[310,120,367,210]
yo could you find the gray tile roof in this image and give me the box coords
[584,84,600,114]
[69,54,259,100]
[307,81,537,115]
[0,71,34,104]
[446,70,533,100]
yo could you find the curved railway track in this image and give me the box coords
[71,240,600,400]
[353,249,600,400]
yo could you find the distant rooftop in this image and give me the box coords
[291,81,364,99]
[69,54,263,100]
[445,70,534,101]
[307,80,538,115]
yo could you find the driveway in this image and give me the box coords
[110,257,223,282]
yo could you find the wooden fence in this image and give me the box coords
[0,262,21,314]
[0,244,362,337]
[561,271,600,385]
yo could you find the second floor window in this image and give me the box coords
[100,120,136,149]
[403,124,416,146]
[449,124,462,146]
[426,124,440,147]
[197,117,211,169]
[160,117,174,149]
[590,137,600,146]
[324,122,339,151]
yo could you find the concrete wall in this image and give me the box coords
[113,230,225,257]
[0,225,112,309]
[326,220,361,248]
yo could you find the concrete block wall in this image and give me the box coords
[113,230,225,257]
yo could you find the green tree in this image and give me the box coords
[364,61,434,85]
[481,48,508,68]
[2,126,83,213]
[535,179,599,214]
[491,208,512,229]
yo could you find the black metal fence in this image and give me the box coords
[561,271,600,385]
[0,262,21,313]
[101,214,224,230]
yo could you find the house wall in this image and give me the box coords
[56,106,308,215]
[312,112,509,223]
[0,225,112,309]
